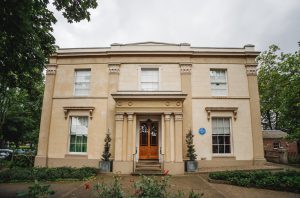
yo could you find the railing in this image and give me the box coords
[160,146,164,172]
[133,147,137,173]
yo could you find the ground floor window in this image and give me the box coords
[69,116,88,152]
[212,117,231,154]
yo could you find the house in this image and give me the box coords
[34,42,265,174]
[262,130,299,163]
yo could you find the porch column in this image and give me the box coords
[127,112,134,160]
[122,115,128,161]
[174,113,183,162]
[114,112,124,161]
[164,112,171,162]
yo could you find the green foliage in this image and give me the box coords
[209,170,300,193]
[93,176,124,198]
[101,133,112,161]
[11,154,35,168]
[16,180,55,198]
[0,167,97,183]
[257,43,300,140]
[0,0,98,147]
[134,175,170,198]
[186,130,197,161]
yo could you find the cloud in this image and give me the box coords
[50,0,300,52]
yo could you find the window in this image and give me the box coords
[69,116,88,153]
[74,70,91,96]
[210,69,227,96]
[273,142,281,149]
[212,117,231,154]
[141,68,159,91]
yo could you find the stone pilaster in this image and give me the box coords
[122,115,128,161]
[127,112,134,160]
[35,64,57,167]
[107,63,120,159]
[114,112,124,161]
[164,113,171,162]
[246,64,266,164]
[174,113,183,162]
[180,63,193,159]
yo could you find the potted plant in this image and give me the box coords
[185,129,198,172]
[100,132,112,172]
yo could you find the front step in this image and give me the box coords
[133,160,163,175]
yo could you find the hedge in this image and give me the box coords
[0,167,98,183]
[209,170,300,193]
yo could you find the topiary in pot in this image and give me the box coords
[185,129,198,172]
[100,132,112,172]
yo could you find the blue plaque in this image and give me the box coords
[199,128,206,135]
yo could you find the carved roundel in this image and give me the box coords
[176,101,181,106]
[128,101,133,106]
[165,101,170,106]
[117,101,122,106]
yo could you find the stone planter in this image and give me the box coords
[100,161,111,172]
[185,160,198,172]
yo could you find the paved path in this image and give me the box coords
[0,173,299,198]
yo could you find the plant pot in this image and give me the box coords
[100,161,111,172]
[185,160,198,172]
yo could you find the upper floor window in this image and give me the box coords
[141,68,159,91]
[69,116,88,153]
[74,69,91,96]
[212,117,231,154]
[210,69,227,96]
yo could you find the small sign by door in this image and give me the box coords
[199,128,206,135]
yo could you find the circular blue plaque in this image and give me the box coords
[199,128,206,135]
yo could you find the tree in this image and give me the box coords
[186,129,197,161]
[101,133,112,161]
[257,43,300,141]
[0,0,98,146]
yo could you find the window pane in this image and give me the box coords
[69,116,88,152]
[75,70,91,96]
[211,117,231,154]
[213,145,218,153]
[210,69,227,96]
[212,136,218,144]
[219,145,224,153]
[225,145,231,153]
[82,144,87,152]
[70,144,75,152]
[218,136,224,144]
[225,136,230,144]
[141,68,159,91]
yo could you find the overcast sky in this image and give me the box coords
[50,0,300,52]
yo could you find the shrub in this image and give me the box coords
[0,167,98,183]
[11,154,35,168]
[134,175,170,198]
[16,180,55,198]
[93,175,124,198]
[209,170,300,193]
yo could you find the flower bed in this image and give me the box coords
[0,167,97,183]
[209,170,300,193]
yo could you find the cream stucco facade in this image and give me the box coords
[35,42,265,174]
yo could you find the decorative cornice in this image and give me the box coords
[108,63,120,74]
[63,106,95,119]
[205,107,238,121]
[245,64,257,76]
[46,64,57,75]
[179,63,192,74]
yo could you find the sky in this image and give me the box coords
[50,0,300,52]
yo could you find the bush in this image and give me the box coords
[0,167,98,183]
[93,176,124,198]
[134,175,170,198]
[11,154,35,168]
[209,170,300,193]
[16,180,55,198]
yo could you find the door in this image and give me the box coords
[139,119,159,159]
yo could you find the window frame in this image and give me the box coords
[210,69,228,96]
[139,67,160,91]
[68,116,89,154]
[211,117,233,155]
[73,69,91,96]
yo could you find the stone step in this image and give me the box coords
[132,170,164,176]
[136,163,161,167]
[135,166,162,171]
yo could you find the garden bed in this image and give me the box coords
[0,167,97,183]
[208,170,300,193]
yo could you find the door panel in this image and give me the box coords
[139,120,159,159]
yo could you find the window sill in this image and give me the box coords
[212,155,236,160]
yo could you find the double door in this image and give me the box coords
[139,120,159,159]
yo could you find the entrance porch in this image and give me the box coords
[111,92,186,174]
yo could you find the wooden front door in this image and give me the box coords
[139,119,159,160]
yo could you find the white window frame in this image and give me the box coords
[210,69,228,96]
[68,116,88,154]
[74,69,91,96]
[139,67,160,91]
[211,117,233,155]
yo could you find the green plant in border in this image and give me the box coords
[101,133,112,161]
[93,175,124,198]
[16,180,55,198]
